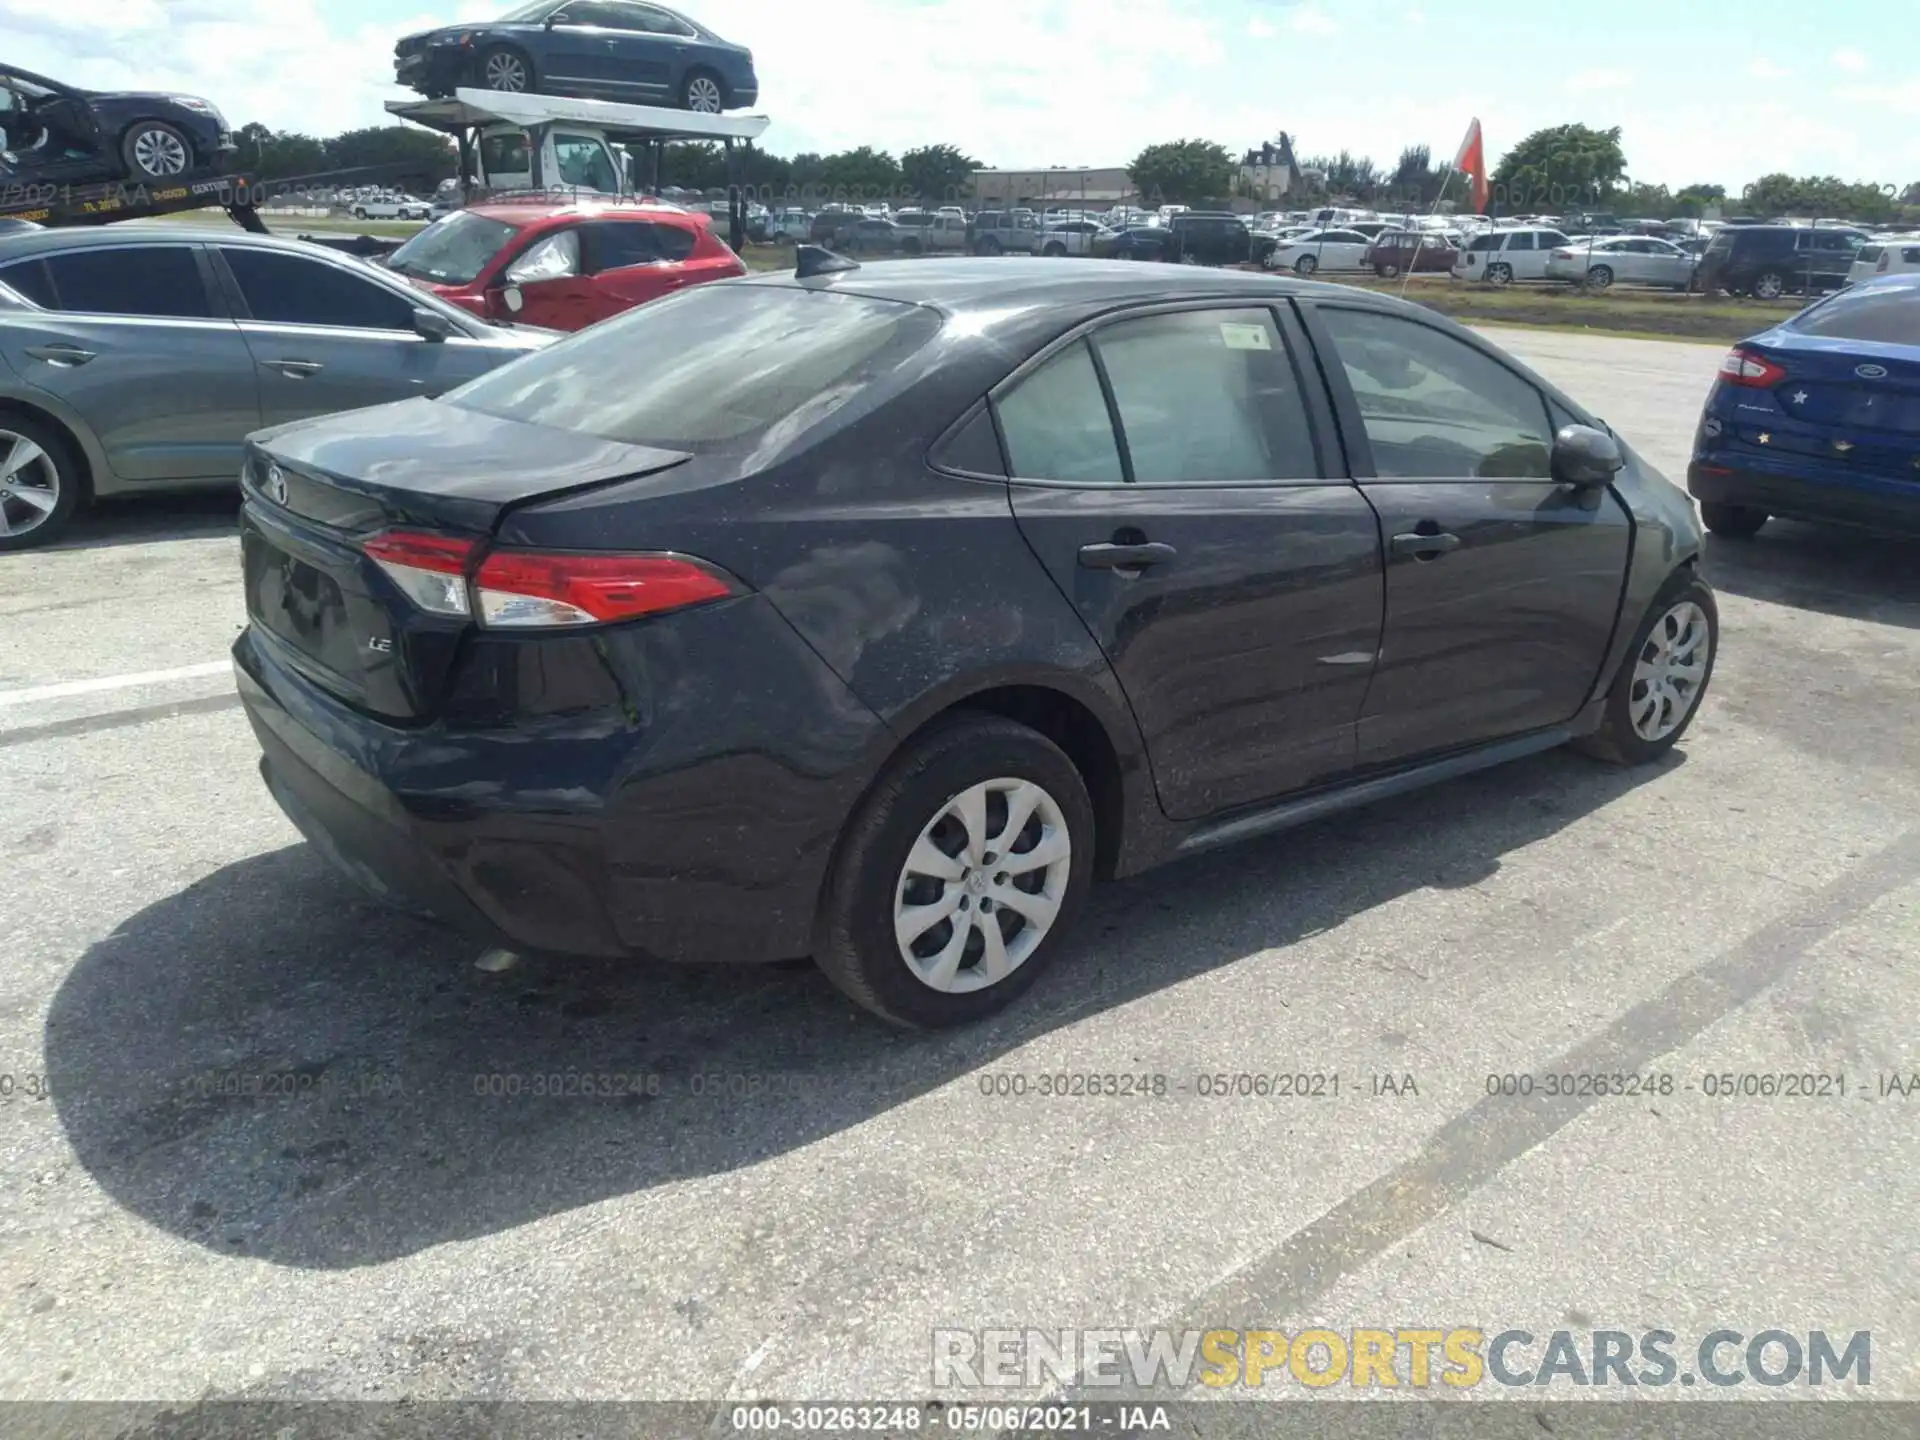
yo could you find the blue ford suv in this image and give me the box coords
[1689,274,1920,537]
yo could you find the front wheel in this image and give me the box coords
[479,46,532,93]
[1293,254,1318,275]
[121,120,192,181]
[814,715,1095,1029]
[1701,502,1768,538]
[1573,573,1718,766]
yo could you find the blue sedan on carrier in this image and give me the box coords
[394,0,758,113]
[1689,274,1920,536]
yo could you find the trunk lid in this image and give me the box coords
[1760,335,1920,438]
[241,398,691,721]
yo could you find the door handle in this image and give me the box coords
[1390,530,1461,558]
[264,359,324,378]
[25,343,95,366]
[1078,541,1177,571]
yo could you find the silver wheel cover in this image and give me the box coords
[0,430,60,539]
[132,128,188,177]
[686,76,723,112]
[1630,600,1710,741]
[894,777,1072,994]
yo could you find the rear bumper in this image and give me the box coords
[395,47,465,93]
[234,596,892,965]
[1688,460,1920,535]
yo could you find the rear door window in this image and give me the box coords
[1092,308,1318,483]
[33,247,211,318]
[995,340,1125,484]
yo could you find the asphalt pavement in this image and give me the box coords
[2,329,1917,1419]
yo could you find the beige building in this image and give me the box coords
[970,167,1136,208]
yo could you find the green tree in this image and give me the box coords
[321,126,457,187]
[656,141,729,191]
[900,143,982,206]
[1672,182,1726,217]
[816,146,903,203]
[1619,180,1675,216]
[1490,123,1627,213]
[1127,139,1237,208]
[1742,173,1894,222]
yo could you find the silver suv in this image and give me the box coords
[966,210,1042,255]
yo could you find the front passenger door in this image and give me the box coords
[1001,305,1385,821]
[1305,303,1632,768]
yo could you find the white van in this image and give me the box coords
[1452,225,1574,284]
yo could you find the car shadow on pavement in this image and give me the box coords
[40,490,240,552]
[45,746,1675,1270]
[1702,521,1920,629]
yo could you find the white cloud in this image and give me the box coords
[1830,47,1869,74]
[1567,68,1632,94]
[1289,6,1338,35]
[1747,57,1792,79]
[1247,15,1278,38]
[1836,79,1920,116]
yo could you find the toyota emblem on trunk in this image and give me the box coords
[263,464,288,505]
[1855,363,1889,380]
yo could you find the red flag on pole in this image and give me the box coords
[1453,118,1489,215]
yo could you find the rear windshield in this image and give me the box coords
[385,211,520,285]
[443,284,942,453]
[1787,282,1920,344]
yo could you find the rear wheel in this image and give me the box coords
[1574,573,1718,766]
[1043,241,1066,257]
[680,69,726,113]
[1586,264,1614,290]
[0,417,83,552]
[120,121,192,181]
[979,235,1003,255]
[1376,261,1401,278]
[814,715,1095,1029]
[1700,502,1768,538]
[480,46,532,92]
[1751,270,1787,300]
[1485,262,1514,286]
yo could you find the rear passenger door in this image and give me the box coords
[214,246,499,426]
[998,304,1385,820]
[1302,302,1632,767]
[0,243,258,482]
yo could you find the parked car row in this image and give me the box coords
[0,197,746,548]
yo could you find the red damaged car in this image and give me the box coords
[383,199,744,331]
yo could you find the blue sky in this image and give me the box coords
[5,0,1915,195]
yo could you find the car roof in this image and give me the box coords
[742,257,1383,315]
[467,200,702,225]
[0,226,384,262]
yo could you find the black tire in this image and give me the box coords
[1293,254,1318,275]
[1573,571,1718,766]
[0,414,85,552]
[901,237,922,256]
[479,45,533,93]
[1751,270,1787,301]
[1043,242,1066,257]
[979,235,1003,255]
[1701,501,1768,538]
[1485,262,1514,286]
[1377,262,1401,278]
[119,120,193,181]
[679,68,726,113]
[1586,264,1614,290]
[814,714,1096,1029]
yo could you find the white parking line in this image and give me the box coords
[0,661,232,708]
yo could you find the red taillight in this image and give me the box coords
[362,532,739,629]
[473,551,739,628]
[364,530,478,618]
[1718,348,1787,388]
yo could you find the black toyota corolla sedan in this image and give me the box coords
[233,253,1717,1028]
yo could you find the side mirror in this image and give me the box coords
[411,307,456,342]
[501,285,525,315]
[1551,423,1624,489]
